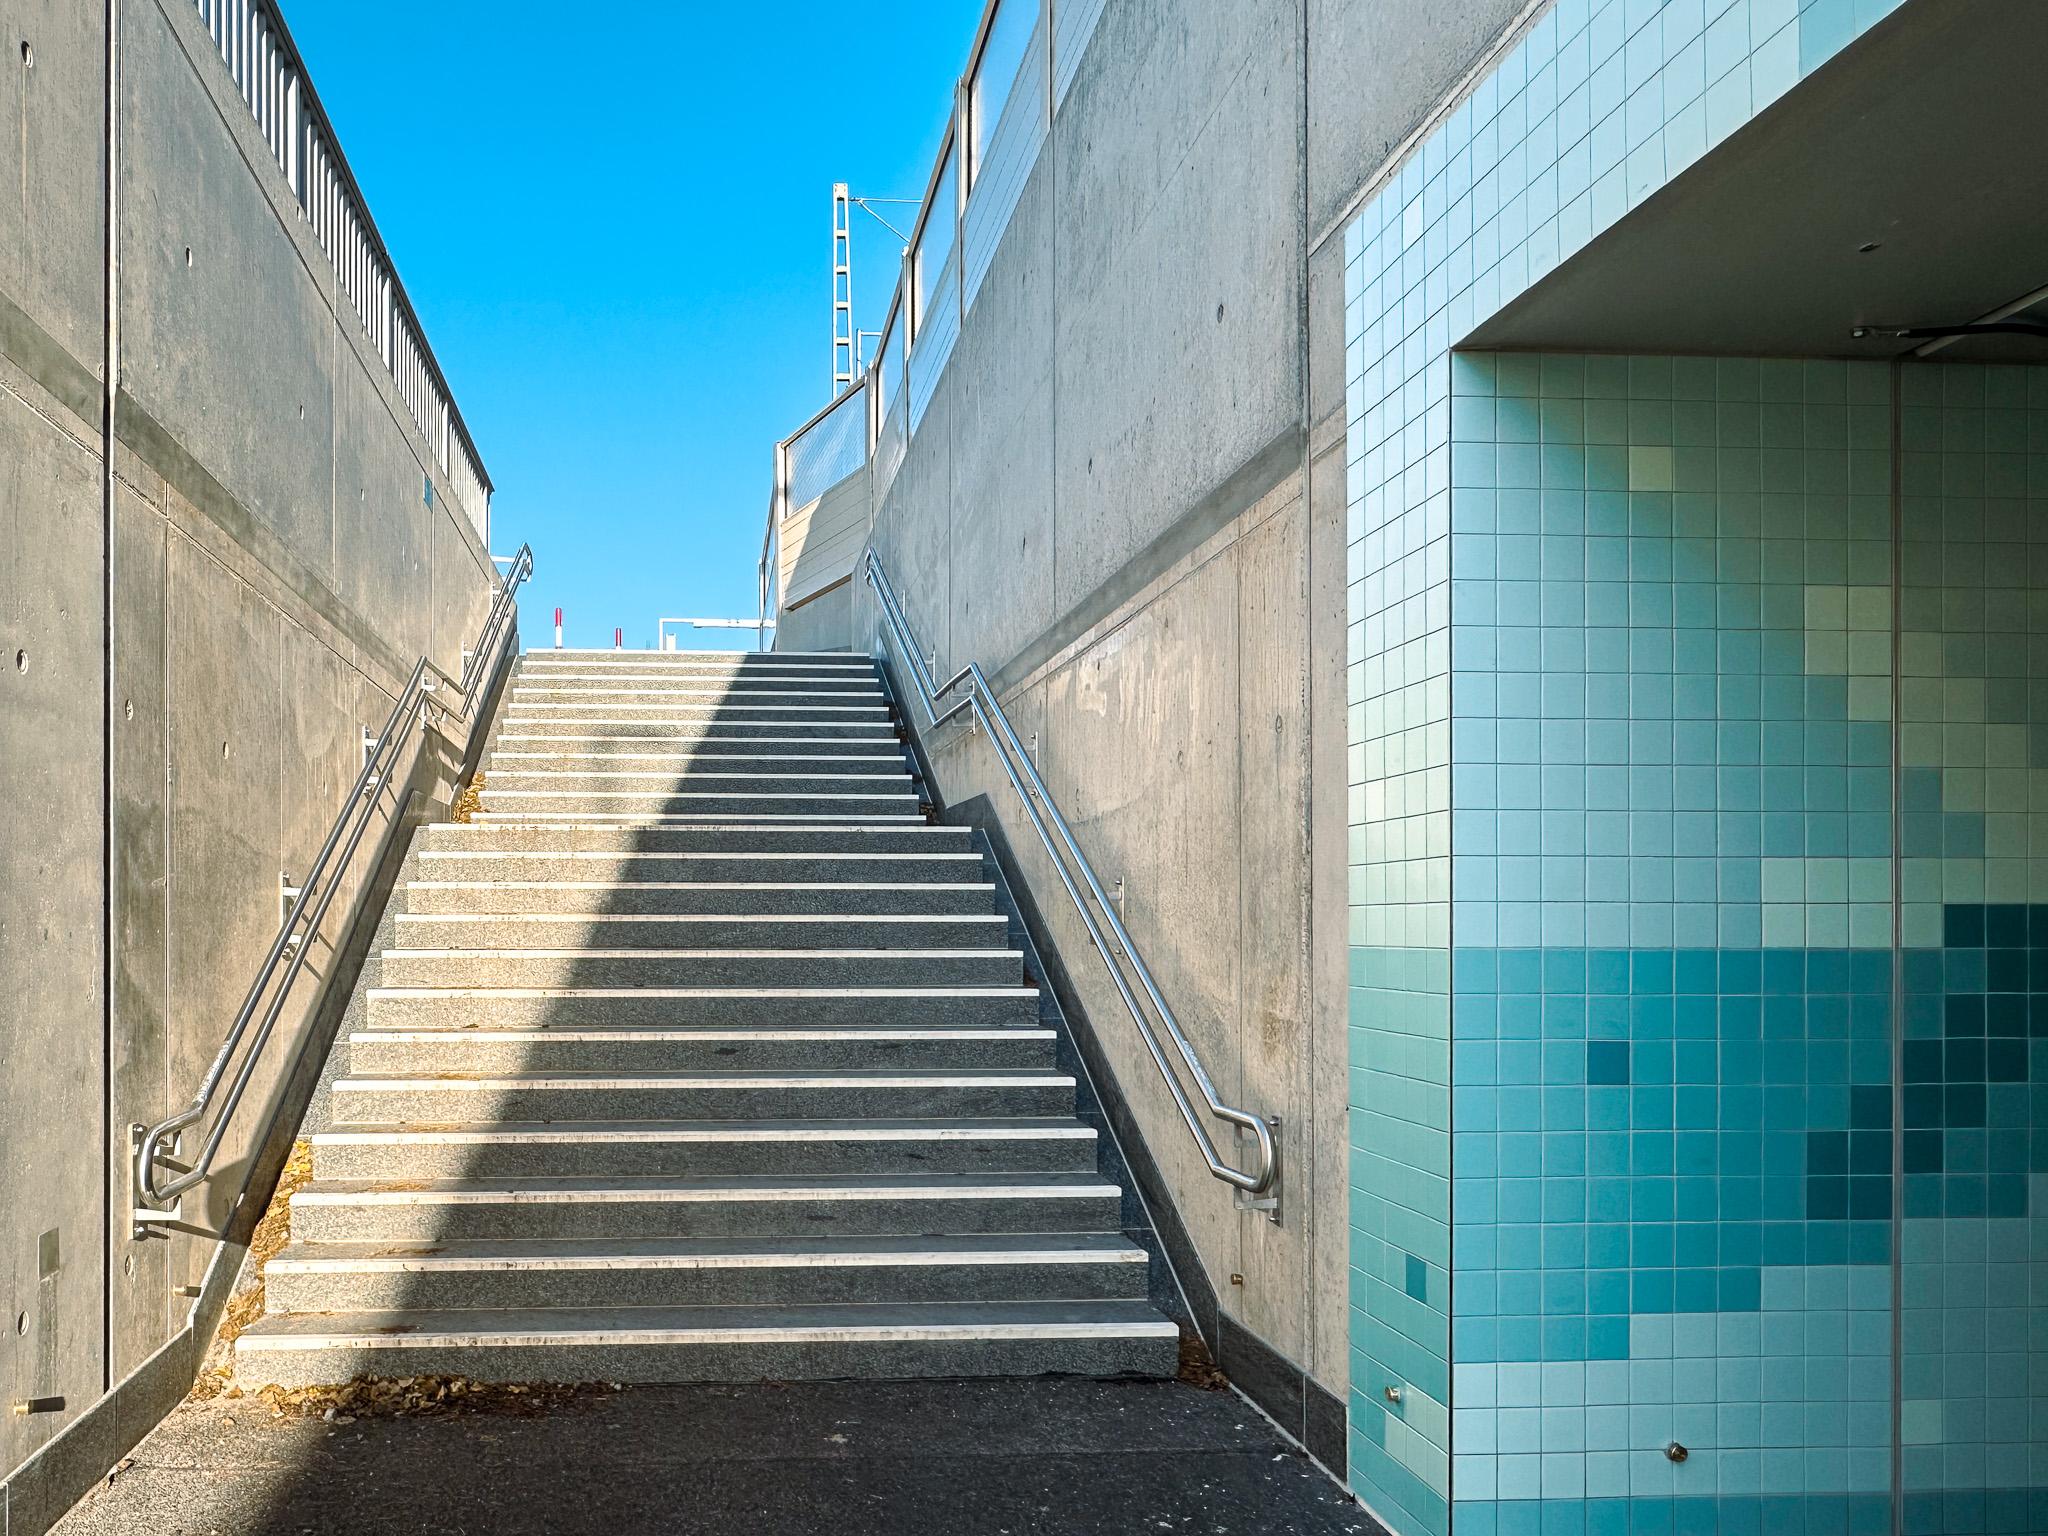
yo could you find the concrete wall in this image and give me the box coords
[777,578,853,654]
[780,470,870,612]
[773,466,868,652]
[0,0,497,1512]
[855,0,1530,1456]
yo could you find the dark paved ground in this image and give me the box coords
[52,1378,1376,1536]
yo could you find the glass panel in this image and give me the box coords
[876,309,901,415]
[912,143,957,338]
[968,0,1038,188]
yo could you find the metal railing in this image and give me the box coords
[131,545,535,1234]
[190,0,492,541]
[762,0,1106,639]
[865,550,1279,1212]
[656,616,773,650]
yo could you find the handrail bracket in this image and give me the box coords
[1233,1116,1282,1222]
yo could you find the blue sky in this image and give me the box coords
[283,2,981,650]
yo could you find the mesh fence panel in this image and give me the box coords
[785,382,869,509]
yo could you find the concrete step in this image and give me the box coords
[512,674,882,694]
[262,1233,1148,1313]
[345,1023,1058,1074]
[511,686,885,706]
[522,649,870,667]
[285,1171,1126,1242]
[474,791,922,818]
[488,750,911,774]
[482,771,914,795]
[492,748,908,770]
[495,720,901,741]
[232,1299,1179,1389]
[330,1068,1077,1124]
[466,821,933,835]
[402,881,998,916]
[416,850,988,883]
[375,947,1027,988]
[423,824,967,854]
[365,986,1043,1031]
[308,1117,1101,1179]
[503,701,892,723]
[391,912,1008,950]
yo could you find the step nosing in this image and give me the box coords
[293,1182,1120,1205]
[337,1073,1076,1089]
[237,1319,1178,1350]
[394,912,1004,921]
[313,1120,1093,1143]
[360,991,1040,1003]
[382,948,1022,958]
[482,792,919,800]
[406,882,994,891]
[352,1036,1048,1048]
[418,855,982,864]
[267,1244,1139,1273]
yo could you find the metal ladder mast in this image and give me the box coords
[832,182,855,395]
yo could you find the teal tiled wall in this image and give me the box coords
[1443,353,1900,1534]
[1330,2,2041,1535]
[1352,341,2048,1533]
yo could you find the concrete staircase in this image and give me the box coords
[234,649,1179,1388]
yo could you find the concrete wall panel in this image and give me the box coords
[1230,492,1315,1368]
[1052,0,1303,610]
[108,482,173,1377]
[117,0,336,576]
[1037,551,1248,1296]
[872,379,954,672]
[163,534,284,1236]
[777,580,852,653]
[948,153,1057,668]
[783,472,872,609]
[0,1,106,369]
[427,476,492,677]
[1303,235,1353,1396]
[0,387,108,1474]
[331,328,432,663]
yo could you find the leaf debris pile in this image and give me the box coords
[451,772,485,823]
[231,1375,626,1423]
[1177,1333,1229,1391]
[190,1138,315,1401]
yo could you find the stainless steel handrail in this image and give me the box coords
[131,544,535,1233]
[864,550,1278,1207]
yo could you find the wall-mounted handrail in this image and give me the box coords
[864,550,1278,1208]
[131,545,534,1234]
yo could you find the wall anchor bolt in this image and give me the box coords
[1666,1443,1688,1464]
[1384,1384,1403,1404]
